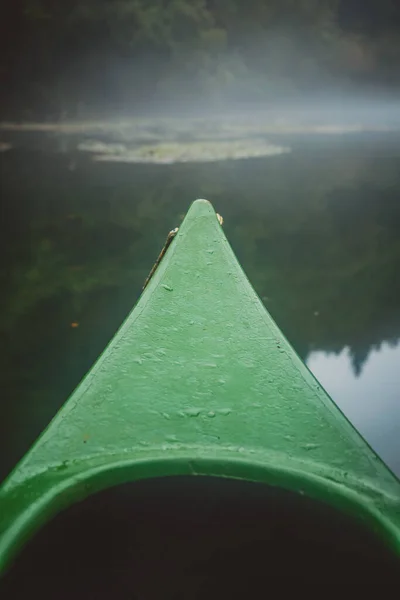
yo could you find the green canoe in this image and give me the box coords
[1,199,400,595]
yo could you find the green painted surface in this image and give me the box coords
[0,198,400,573]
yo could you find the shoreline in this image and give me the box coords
[0,119,398,136]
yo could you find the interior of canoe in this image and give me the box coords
[1,476,399,599]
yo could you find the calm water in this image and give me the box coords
[1,131,400,480]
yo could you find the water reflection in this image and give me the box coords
[1,132,400,479]
[307,343,400,475]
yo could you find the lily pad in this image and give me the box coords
[90,139,291,164]
[77,140,127,154]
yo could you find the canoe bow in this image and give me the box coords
[1,198,400,572]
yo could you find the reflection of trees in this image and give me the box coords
[224,140,400,376]
[1,136,400,477]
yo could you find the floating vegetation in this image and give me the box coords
[77,140,127,154]
[83,139,291,164]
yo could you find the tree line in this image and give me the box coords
[2,0,400,119]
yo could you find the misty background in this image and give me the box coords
[2,0,400,120]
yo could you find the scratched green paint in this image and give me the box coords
[1,199,400,573]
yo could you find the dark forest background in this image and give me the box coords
[2,0,400,119]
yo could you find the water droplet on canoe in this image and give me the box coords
[207,411,216,418]
[134,356,143,365]
[143,352,160,361]
[216,408,231,416]
[207,249,214,254]
[162,412,171,420]
[184,407,202,417]
[303,443,319,451]
[162,284,173,291]
[218,378,226,385]
[189,320,195,325]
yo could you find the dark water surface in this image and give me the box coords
[1,131,400,480]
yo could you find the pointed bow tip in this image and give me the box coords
[177,199,224,242]
[193,198,213,206]
[187,198,216,218]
